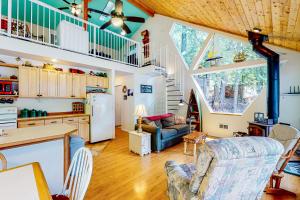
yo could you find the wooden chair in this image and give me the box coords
[0,153,7,171]
[52,147,93,200]
[266,124,300,195]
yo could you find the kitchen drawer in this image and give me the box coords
[45,118,63,125]
[63,117,79,124]
[78,116,89,123]
[18,120,45,128]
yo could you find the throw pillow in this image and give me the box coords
[161,115,175,127]
[154,120,163,129]
[175,116,186,124]
[142,117,152,125]
[148,121,157,127]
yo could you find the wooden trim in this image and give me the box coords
[0,153,7,170]
[0,63,19,68]
[64,134,70,179]
[127,0,155,17]
[18,113,89,122]
[32,163,52,200]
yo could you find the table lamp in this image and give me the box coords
[135,104,147,133]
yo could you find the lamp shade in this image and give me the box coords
[135,104,147,117]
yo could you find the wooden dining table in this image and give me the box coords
[0,162,52,200]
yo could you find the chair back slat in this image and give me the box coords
[62,147,93,200]
[0,153,7,171]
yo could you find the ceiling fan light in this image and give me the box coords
[75,8,81,15]
[253,27,262,33]
[111,17,123,27]
[71,6,76,14]
[121,29,126,36]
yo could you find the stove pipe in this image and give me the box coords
[248,31,280,124]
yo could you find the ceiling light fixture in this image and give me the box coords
[120,29,126,36]
[111,17,123,27]
[253,27,262,33]
[71,5,81,16]
[51,58,57,63]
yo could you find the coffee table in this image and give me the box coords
[183,132,207,161]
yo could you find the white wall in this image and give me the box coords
[115,74,164,132]
[133,14,300,137]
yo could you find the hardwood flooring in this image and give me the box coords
[85,128,300,200]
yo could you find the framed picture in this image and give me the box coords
[254,112,264,122]
[140,85,152,93]
[127,89,134,96]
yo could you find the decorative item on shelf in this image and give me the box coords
[135,104,147,133]
[69,68,85,74]
[233,131,248,137]
[29,109,37,118]
[55,68,63,71]
[140,85,152,93]
[42,111,48,116]
[43,63,56,71]
[72,102,84,114]
[37,110,43,117]
[123,95,127,100]
[263,118,274,125]
[0,81,13,95]
[15,57,22,66]
[20,109,29,118]
[233,51,247,62]
[288,85,300,94]
[10,75,18,80]
[23,61,34,67]
[254,112,264,123]
[89,71,96,76]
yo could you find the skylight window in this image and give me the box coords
[170,23,209,68]
[99,0,114,21]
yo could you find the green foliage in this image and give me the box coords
[170,23,208,67]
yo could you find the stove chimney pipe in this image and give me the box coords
[248,31,280,124]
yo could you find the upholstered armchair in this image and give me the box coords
[165,137,284,200]
[267,124,300,194]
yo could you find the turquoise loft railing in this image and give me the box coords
[0,0,141,67]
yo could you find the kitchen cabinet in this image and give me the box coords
[72,74,86,98]
[39,69,58,97]
[18,120,45,128]
[86,75,98,87]
[19,66,40,97]
[57,72,73,98]
[78,116,90,142]
[44,118,63,125]
[63,117,79,136]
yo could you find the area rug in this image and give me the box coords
[284,161,300,177]
[86,141,110,157]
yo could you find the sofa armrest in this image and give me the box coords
[165,161,192,192]
[135,124,162,152]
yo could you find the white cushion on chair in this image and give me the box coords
[269,124,300,171]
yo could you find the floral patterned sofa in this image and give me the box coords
[165,137,284,200]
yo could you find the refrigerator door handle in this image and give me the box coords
[92,105,94,117]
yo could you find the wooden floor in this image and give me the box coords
[85,128,300,200]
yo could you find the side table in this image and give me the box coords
[183,131,207,162]
[129,131,151,156]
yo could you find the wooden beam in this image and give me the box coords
[83,0,89,30]
[127,0,155,17]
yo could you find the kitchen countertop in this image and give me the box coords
[0,124,76,149]
[18,113,90,122]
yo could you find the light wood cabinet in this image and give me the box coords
[19,67,109,99]
[86,75,98,87]
[19,66,40,97]
[18,120,45,128]
[72,74,86,98]
[58,72,73,98]
[18,115,90,142]
[39,69,58,97]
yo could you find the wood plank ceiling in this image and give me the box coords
[133,0,300,51]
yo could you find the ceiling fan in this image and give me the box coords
[58,0,82,17]
[88,0,145,35]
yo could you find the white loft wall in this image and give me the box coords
[115,74,162,132]
[134,14,300,137]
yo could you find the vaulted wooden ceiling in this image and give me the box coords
[133,0,300,51]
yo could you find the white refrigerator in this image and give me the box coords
[86,93,115,143]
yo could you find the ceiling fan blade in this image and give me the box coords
[88,8,110,16]
[122,23,131,34]
[88,14,92,19]
[62,0,71,5]
[58,7,70,10]
[115,0,123,14]
[100,20,112,29]
[124,16,145,23]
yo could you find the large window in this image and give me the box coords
[170,23,209,68]
[199,34,262,68]
[194,66,267,114]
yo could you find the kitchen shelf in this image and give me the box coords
[0,63,19,69]
[281,93,300,96]
[0,95,19,98]
[0,78,18,82]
